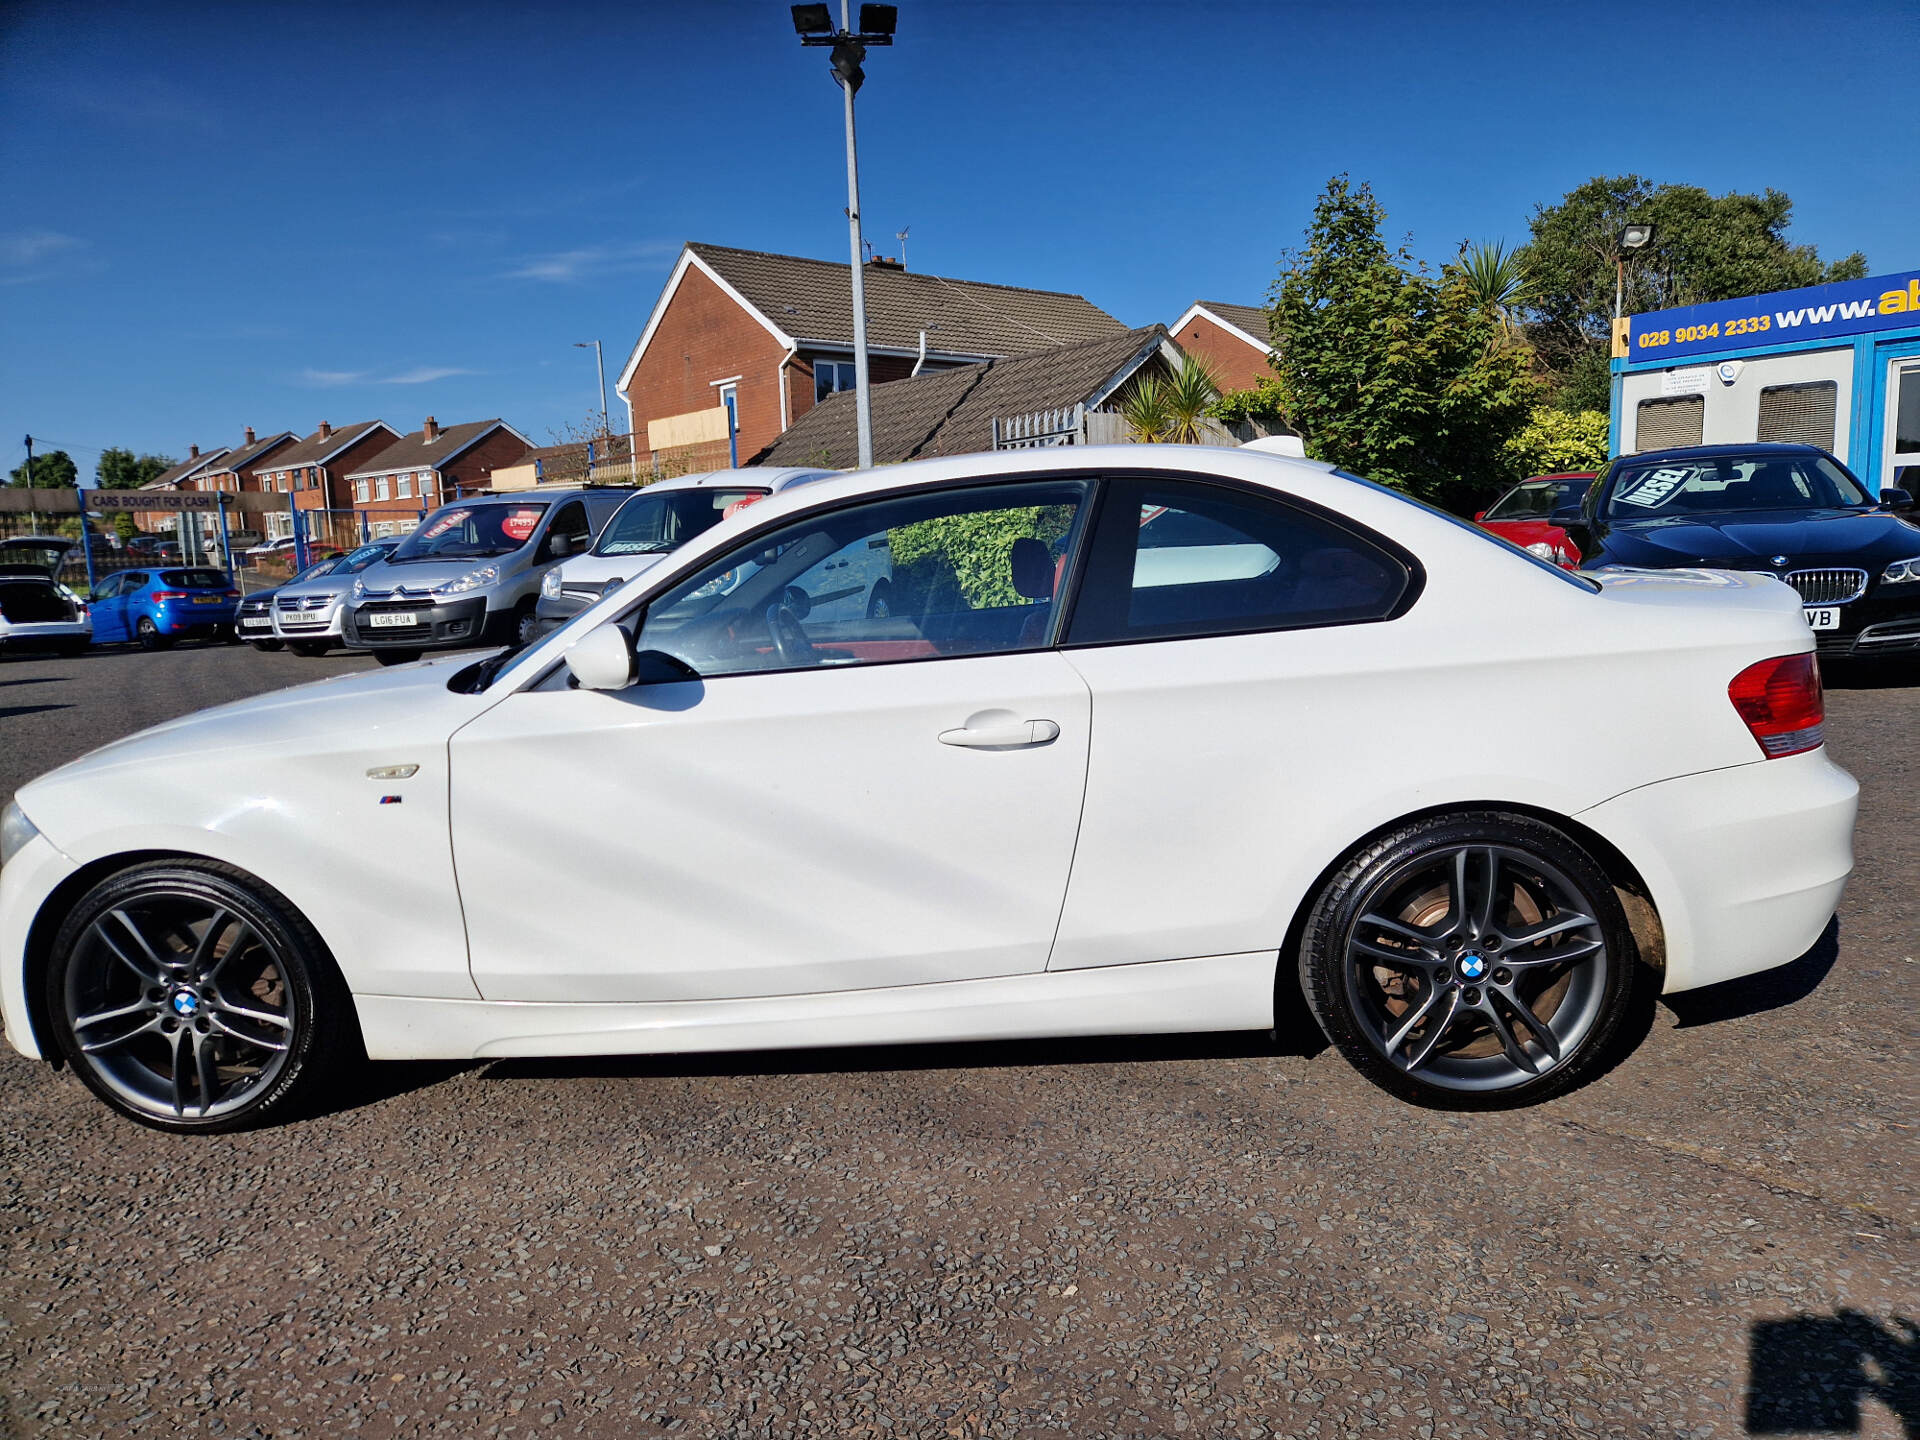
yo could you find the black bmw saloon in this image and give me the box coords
[1556,443,1920,660]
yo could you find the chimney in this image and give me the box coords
[189,444,200,458]
[867,255,904,271]
[318,420,333,439]
[423,415,441,442]
[244,426,256,445]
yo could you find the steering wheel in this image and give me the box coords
[765,603,812,667]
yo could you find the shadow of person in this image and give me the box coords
[1747,1310,1918,1435]
[1662,917,1841,1029]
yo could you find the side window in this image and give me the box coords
[1066,478,1411,645]
[634,481,1089,678]
[542,502,590,558]
[93,574,123,599]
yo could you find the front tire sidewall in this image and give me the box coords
[1300,812,1637,1110]
[47,862,344,1133]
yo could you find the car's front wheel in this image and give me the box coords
[1299,811,1637,1108]
[46,860,354,1132]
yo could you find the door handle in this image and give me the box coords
[937,719,1060,749]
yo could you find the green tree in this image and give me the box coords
[1502,407,1611,481]
[1161,354,1222,443]
[1462,240,1527,340]
[1118,374,1173,443]
[1268,176,1541,508]
[9,449,78,487]
[1207,379,1289,427]
[1520,175,1868,412]
[96,447,177,489]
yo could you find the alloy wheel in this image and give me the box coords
[62,891,301,1121]
[1340,843,1610,1093]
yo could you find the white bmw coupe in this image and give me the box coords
[0,447,1857,1131]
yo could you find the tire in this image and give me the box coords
[515,604,543,647]
[289,640,332,658]
[45,859,355,1133]
[373,649,421,667]
[866,578,893,620]
[135,617,170,652]
[1298,810,1637,1109]
[249,640,285,653]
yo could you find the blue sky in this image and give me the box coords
[3,0,1915,473]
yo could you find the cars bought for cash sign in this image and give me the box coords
[1628,269,1920,362]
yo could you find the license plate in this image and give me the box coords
[241,615,270,628]
[369,611,420,628]
[193,595,223,604]
[1804,606,1841,631]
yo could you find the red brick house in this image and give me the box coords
[615,242,1128,468]
[134,444,230,535]
[254,420,404,537]
[186,428,298,495]
[344,417,533,535]
[1169,302,1276,393]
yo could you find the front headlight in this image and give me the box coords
[1524,541,1561,561]
[351,576,367,600]
[433,565,499,597]
[1,800,40,869]
[541,568,565,600]
[1881,557,1920,584]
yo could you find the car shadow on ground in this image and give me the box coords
[1823,658,1920,690]
[0,703,71,721]
[1660,917,1842,1029]
[1746,1310,1918,1435]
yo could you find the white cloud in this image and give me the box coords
[503,241,677,283]
[299,368,368,388]
[0,231,89,283]
[382,366,475,385]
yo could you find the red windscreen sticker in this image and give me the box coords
[500,508,541,542]
[723,494,766,519]
[421,509,471,539]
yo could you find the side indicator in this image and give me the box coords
[366,764,420,780]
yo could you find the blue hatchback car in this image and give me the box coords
[90,567,242,649]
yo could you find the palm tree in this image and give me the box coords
[1463,240,1526,336]
[1120,374,1173,443]
[1161,354,1223,443]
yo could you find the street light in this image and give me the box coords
[791,2,898,470]
[1615,223,1654,320]
[573,341,608,436]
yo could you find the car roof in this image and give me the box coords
[620,466,832,496]
[1614,442,1832,467]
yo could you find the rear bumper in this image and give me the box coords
[1575,749,1858,994]
[153,605,235,633]
[0,620,90,647]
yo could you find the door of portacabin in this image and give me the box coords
[1880,345,1920,492]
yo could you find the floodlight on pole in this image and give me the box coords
[1614,223,1654,321]
[792,2,897,470]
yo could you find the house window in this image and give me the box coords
[375,476,390,501]
[355,478,370,503]
[419,472,436,501]
[397,473,412,499]
[815,361,856,403]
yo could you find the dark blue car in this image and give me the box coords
[90,567,242,650]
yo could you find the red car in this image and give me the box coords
[1475,472,1596,568]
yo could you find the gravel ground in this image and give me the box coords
[0,644,1914,1439]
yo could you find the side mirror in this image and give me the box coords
[548,532,575,559]
[564,621,636,691]
[634,649,702,684]
[1878,487,1913,511]
[1472,510,1486,523]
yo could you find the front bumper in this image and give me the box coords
[0,830,79,1060]
[1810,589,1920,658]
[272,604,344,640]
[1575,748,1858,994]
[343,594,490,650]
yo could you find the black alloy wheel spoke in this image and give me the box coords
[1494,985,1562,1062]
[1399,987,1462,1071]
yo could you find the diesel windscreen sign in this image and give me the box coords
[84,491,222,511]
[1629,269,1920,361]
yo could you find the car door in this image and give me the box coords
[448,478,1095,1003]
[1045,474,1420,972]
[91,573,131,642]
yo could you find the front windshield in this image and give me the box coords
[1485,478,1588,521]
[337,542,394,574]
[1605,454,1870,517]
[289,557,342,583]
[388,502,547,562]
[596,487,767,556]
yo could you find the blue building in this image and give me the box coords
[1611,268,1920,493]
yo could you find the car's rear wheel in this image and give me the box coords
[135,617,169,651]
[47,860,352,1133]
[1299,811,1636,1108]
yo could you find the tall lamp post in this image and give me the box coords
[791,3,897,471]
[574,340,609,437]
[1615,223,1654,321]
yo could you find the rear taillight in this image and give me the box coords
[1728,653,1824,758]
[149,591,187,601]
